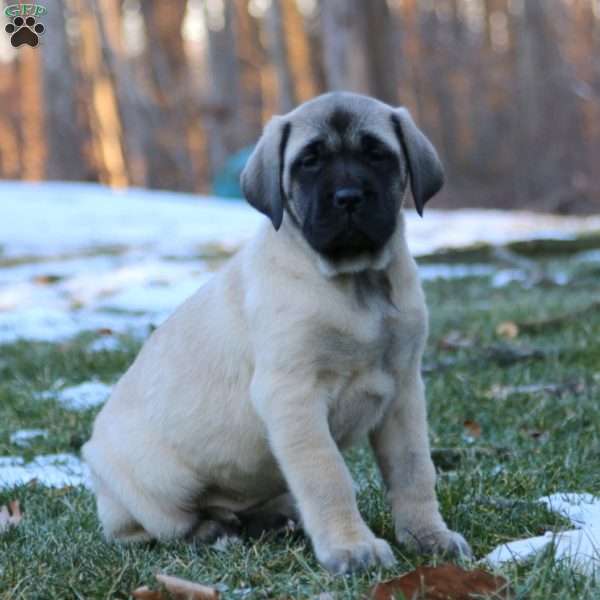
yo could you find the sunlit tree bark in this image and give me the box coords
[72,0,128,187]
[41,0,88,181]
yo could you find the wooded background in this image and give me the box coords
[1,0,599,213]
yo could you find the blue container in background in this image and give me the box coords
[211,146,254,200]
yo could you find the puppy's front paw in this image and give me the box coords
[397,527,472,559]
[316,536,396,574]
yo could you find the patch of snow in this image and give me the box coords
[41,381,111,411]
[0,306,162,345]
[574,249,600,263]
[407,210,600,257]
[0,251,210,344]
[0,255,121,286]
[0,280,67,312]
[0,453,90,489]
[61,256,207,306]
[418,263,494,281]
[491,269,529,287]
[96,275,210,314]
[541,493,600,530]
[0,181,262,259]
[0,307,84,343]
[553,272,569,286]
[87,335,122,353]
[9,429,48,447]
[485,493,600,576]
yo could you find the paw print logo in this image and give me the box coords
[5,15,45,48]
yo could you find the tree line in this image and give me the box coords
[1,0,599,213]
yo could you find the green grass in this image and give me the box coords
[1,254,600,598]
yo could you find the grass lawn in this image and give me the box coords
[1,249,599,599]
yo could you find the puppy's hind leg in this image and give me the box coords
[95,487,153,543]
[90,469,199,543]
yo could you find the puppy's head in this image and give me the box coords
[241,92,443,274]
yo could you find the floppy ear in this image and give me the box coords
[240,116,291,231]
[392,108,444,216]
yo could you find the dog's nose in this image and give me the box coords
[333,188,364,212]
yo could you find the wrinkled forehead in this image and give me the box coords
[285,100,400,164]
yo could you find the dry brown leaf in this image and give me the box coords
[132,573,219,600]
[0,499,23,534]
[131,587,163,600]
[463,420,482,439]
[33,274,63,285]
[496,321,519,339]
[368,563,511,600]
[97,327,114,336]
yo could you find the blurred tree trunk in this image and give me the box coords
[141,0,196,190]
[72,0,128,187]
[399,0,425,121]
[202,0,239,174]
[512,0,584,208]
[304,7,327,96]
[18,48,46,180]
[0,61,22,179]
[320,0,370,94]
[267,0,316,111]
[267,0,297,111]
[363,0,398,105]
[320,0,398,103]
[41,0,88,180]
[202,0,263,178]
[96,0,150,187]
[232,0,264,143]
[421,9,457,170]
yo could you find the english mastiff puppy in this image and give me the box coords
[83,92,471,573]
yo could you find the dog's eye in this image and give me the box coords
[362,136,390,162]
[367,147,388,161]
[300,152,321,170]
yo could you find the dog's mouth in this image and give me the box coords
[316,220,381,261]
[298,198,397,266]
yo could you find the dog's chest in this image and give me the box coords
[317,283,400,447]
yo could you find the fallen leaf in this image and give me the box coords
[132,573,219,600]
[0,500,23,534]
[463,420,482,439]
[97,327,114,336]
[369,564,511,600]
[131,588,162,600]
[496,321,519,339]
[33,274,63,285]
